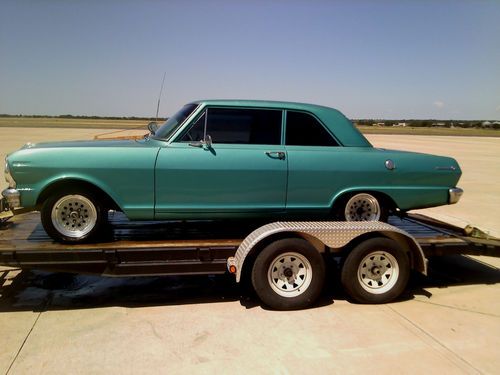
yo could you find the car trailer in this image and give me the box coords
[1,211,499,310]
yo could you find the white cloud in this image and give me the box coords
[433,100,445,109]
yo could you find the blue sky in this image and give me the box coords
[1,0,499,119]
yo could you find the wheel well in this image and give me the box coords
[339,231,425,274]
[332,190,398,215]
[36,179,121,211]
[239,231,306,284]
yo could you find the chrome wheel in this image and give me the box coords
[344,193,381,221]
[357,251,399,294]
[267,252,312,298]
[51,195,98,238]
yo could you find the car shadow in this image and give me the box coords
[0,254,499,312]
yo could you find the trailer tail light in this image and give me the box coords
[227,257,237,274]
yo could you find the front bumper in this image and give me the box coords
[1,188,21,209]
[449,187,463,204]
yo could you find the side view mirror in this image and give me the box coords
[147,121,158,135]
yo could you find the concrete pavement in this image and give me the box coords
[1,129,499,374]
[1,255,499,374]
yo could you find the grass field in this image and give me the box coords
[1,116,499,137]
[358,125,500,137]
[0,117,149,130]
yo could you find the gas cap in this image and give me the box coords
[385,159,395,170]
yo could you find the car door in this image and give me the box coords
[284,110,345,214]
[154,107,287,219]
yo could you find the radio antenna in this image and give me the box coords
[155,72,166,122]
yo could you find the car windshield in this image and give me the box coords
[153,103,198,139]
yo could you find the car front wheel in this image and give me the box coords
[41,189,107,243]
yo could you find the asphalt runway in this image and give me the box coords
[1,128,499,374]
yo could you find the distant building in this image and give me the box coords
[372,122,385,127]
[392,122,407,127]
[482,121,492,128]
[432,122,446,127]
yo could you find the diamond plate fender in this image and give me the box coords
[227,221,427,282]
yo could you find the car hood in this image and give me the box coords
[19,138,149,150]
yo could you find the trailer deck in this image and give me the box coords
[1,212,499,276]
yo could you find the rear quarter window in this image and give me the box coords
[286,111,339,147]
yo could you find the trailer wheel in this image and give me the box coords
[341,237,410,304]
[41,189,107,243]
[251,238,325,310]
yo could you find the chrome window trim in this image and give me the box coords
[152,103,202,144]
[172,105,284,145]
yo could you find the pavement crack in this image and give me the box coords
[5,292,52,375]
[387,305,483,374]
[146,320,163,340]
[414,298,500,318]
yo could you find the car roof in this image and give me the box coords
[188,99,339,113]
[186,99,371,147]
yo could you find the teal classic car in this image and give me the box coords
[3,100,463,243]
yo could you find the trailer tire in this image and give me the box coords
[251,238,325,310]
[341,237,410,304]
[41,189,107,243]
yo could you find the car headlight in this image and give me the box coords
[4,159,16,188]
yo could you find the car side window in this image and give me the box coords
[180,112,205,142]
[180,108,282,145]
[286,111,339,146]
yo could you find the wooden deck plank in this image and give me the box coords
[0,212,246,252]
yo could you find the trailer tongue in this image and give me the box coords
[1,212,499,310]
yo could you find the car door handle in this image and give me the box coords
[265,151,286,160]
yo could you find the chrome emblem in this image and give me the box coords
[435,166,456,171]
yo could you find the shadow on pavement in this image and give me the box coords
[0,254,498,312]
[408,254,500,299]
[324,254,500,303]
[0,269,334,312]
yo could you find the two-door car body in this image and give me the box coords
[3,100,463,243]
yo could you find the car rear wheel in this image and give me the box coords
[251,238,326,310]
[343,193,387,222]
[41,189,107,243]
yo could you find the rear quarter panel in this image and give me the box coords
[285,146,461,212]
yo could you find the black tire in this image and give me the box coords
[251,238,326,310]
[341,237,410,304]
[41,188,107,243]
